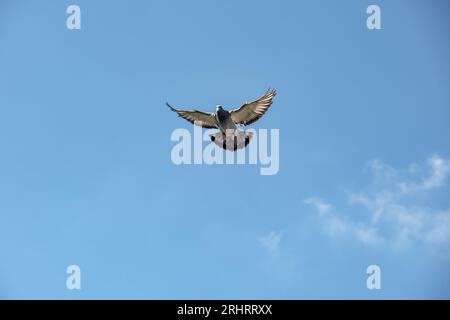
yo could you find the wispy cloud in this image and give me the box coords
[398,154,450,192]
[260,231,282,256]
[303,198,348,237]
[305,154,450,249]
[303,197,382,245]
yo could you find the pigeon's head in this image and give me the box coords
[216,105,223,112]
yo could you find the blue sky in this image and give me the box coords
[0,0,449,299]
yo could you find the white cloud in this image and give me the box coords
[305,154,450,249]
[354,225,381,246]
[423,210,450,244]
[260,231,282,256]
[304,197,381,245]
[366,158,398,183]
[424,154,450,189]
[398,154,450,193]
[303,198,348,237]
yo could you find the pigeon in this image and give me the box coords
[166,89,277,151]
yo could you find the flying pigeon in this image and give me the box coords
[166,89,277,151]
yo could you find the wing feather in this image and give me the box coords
[229,89,276,126]
[166,103,218,129]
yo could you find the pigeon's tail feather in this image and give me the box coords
[209,130,253,151]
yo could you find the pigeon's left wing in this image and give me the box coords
[229,89,276,126]
[166,103,218,129]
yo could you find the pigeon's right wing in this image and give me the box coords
[166,103,218,129]
[229,89,276,126]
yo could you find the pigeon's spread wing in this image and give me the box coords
[166,103,218,129]
[229,89,276,126]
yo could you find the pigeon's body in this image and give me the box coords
[166,89,276,151]
[215,107,237,132]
